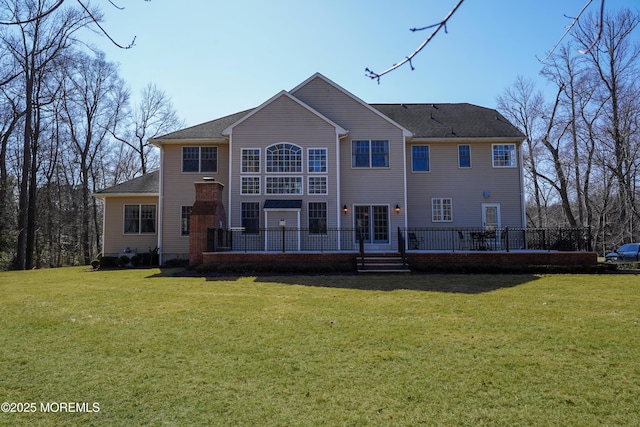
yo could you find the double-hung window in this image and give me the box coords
[182,146,218,173]
[241,148,261,173]
[411,145,430,172]
[492,144,516,167]
[458,145,471,168]
[124,204,157,234]
[432,198,452,222]
[352,140,389,168]
[308,148,328,195]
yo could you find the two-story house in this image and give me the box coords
[94,73,525,264]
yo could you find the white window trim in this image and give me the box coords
[458,144,472,169]
[307,176,328,195]
[411,144,430,173]
[431,198,453,223]
[241,148,261,174]
[265,142,303,174]
[240,176,261,195]
[307,147,328,174]
[492,144,517,168]
[265,176,304,195]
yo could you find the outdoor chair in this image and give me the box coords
[408,232,423,250]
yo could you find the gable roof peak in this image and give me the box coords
[222,88,347,136]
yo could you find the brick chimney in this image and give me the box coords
[189,179,226,265]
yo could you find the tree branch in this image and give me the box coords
[537,0,605,62]
[0,0,150,49]
[365,0,465,83]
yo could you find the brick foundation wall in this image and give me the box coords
[407,251,597,266]
[201,252,356,265]
[199,251,597,270]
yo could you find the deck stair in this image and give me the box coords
[357,253,411,273]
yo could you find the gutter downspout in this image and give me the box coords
[227,131,233,227]
[336,130,342,250]
[158,145,165,265]
[518,141,526,228]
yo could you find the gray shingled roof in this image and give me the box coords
[153,110,252,141]
[370,103,525,139]
[95,170,159,195]
[152,103,523,142]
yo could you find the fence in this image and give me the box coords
[404,227,592,252]
[206,226,592,253]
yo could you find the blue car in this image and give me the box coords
[605,243,640,262]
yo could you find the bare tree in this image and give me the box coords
[60,50,128,264]
[0,0,94,269]
[575,8,640,242]
[111,83,184,176]
[497,76,547,227]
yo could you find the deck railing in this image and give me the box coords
[206,226,592,253]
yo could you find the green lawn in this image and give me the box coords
[0,268,638,426]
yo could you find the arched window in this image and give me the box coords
[266,143,302,173]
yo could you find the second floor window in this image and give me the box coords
[492,144,516,168]
[266,143,302,173]
[352,140,389,168]
[458,145,471,168]
[266,176,303,194]
[182,146,218,173]
[308,148,327,173]
[411,145,430,172]
[241,148,261,173]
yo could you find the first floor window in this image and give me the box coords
[241,177,261,195]
[181,206,191,236]
[308,176,327,195]
[432,198,452,222]
[308,202,327,235]
[241,202,260,234]
[412,145,430,172]
[124,204,156,234]
[492,144,516,167]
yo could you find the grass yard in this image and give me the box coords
[0,267,639,426]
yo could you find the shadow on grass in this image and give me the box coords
[151,269,543,294]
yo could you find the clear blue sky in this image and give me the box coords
[90,0,638,127]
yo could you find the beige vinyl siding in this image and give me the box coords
[229,94,339,230]
[293,76,407,246]
[160,143,230,258]
[102,196,159,256]
[406,139,524,228]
